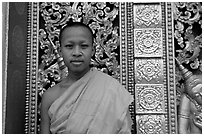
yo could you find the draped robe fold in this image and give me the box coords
[48,68,133,134]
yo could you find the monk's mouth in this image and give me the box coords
[71,61,83,65]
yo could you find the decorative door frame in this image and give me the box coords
[24,2,39,133]
[24,2,177,134]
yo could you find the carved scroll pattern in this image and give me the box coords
[37,2,121,133]
[173,2,202,111]
[134,3,172,134]
[173,2,202,134]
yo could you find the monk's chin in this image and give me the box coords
[69,67,90,75]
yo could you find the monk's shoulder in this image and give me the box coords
[96,70,132,106]
[95,69,122,89]
[95,70,116,82]
[46,82,61,94]
[42,82,62,104]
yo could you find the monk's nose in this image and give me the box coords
[72,46,82,56]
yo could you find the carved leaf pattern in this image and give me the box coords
[174,2,202,104]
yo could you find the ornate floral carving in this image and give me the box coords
[135,59,163,84]
[134,4,161,28]
[174,4,202,133]
[133,2,169,134]
[135,84,164,113]
[174,2,202,120]
[134,28,162,57]
[137,115,166,134]
[174,2,202,70]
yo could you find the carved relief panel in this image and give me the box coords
[174,2,202,134]
[133,3,177,134]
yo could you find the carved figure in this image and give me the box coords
[176,58,202,133]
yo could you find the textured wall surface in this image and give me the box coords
[5,2,28,134]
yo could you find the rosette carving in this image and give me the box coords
[137,115,165,134]
[135,84,164,113]
[134,4,161,28]
[134,28,162,57]
[135,59,163,83]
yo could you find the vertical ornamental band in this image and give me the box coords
[24,2,39,134]
[126,2,136,133]
[165,2,177,134]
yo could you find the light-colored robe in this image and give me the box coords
[48,68,133,134]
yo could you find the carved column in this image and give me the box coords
[25,2,39,134]
[133,3,177,134]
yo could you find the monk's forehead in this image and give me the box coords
[62,26,92,37]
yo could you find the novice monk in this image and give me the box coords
[40,22,133,134]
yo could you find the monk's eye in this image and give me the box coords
[65,44,73,49]
[81,44,89,49]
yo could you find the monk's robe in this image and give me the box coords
[48,68,133,134]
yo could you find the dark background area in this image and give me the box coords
[5,2,28,134]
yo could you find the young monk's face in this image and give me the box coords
[60,26,94,75]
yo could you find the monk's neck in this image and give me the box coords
[67,68,91,82]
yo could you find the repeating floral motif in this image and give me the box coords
[133,3,167,134]
[135,84,164,113]
[134,4,161,28]
[134,28,162,57]
[135,59,163,84]
[136,115,165,134]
